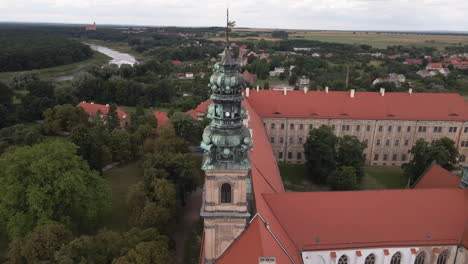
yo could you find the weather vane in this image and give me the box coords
[226,8,236,47]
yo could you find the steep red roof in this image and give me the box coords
[245,90,468,121]
[263,189,468,251]
[428,62,444,68]
[153,111,169,126]
[77,102,128,120]
[413,163,461,189]
[172,60,182,65]
[194,100,212,114]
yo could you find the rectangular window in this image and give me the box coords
[374,154,379,161]
[271,123,276,129]
[289,137,294,144]
[309,124,313,130]
[367,125,371,131]
[433,126,442,133]
[297,152,302,159]
[383,154,388,161]
[465,127,468,133]
[298,138,303,144]
[376,139,381,146]
[462,141,466,147]
[288,152,292,159]
[388,126,392,132]
[392,154,397,161]
[449,127,458,133]
[404,139,409,146]
[402,154,407,161]
[279,152,283,159]
[290,124,294,130]
[385,139,390,146]
[331,125,336,130]
[299,124,304,130]
[394,139,399,146]
[280,137,284,144]
[379,126,383,132]
[407,126,411,132]
[281,123,285,129]
[397,126,402,132]
[356,125,361,132]
[418,126,427,133]
[270,137,275,143]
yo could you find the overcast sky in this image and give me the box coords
[1,0,467,31]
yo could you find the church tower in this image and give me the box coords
[200,10,253,264]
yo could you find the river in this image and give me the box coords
[56,44,137,81]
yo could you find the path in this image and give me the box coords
[173,187,203,264]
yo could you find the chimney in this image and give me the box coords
[325,86,329,94]
[283,87,287,96]
[409,88,413,95]
[350,89,355,98]
[460,165,468,188]
[246,88,250,98]
[259,257,276,264]
[303,87,308,94]
[256,85,260,92]
[380,88,385,96]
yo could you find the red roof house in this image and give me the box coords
[413,163,461,189]
[172,60,182,65]
[77,102,128,127]
[242,70,257,85]
[404,59,423,65]
[153,111,170,126]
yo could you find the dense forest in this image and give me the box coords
[0,35,92,71]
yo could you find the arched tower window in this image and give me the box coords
[365,254,376,264]
[390,252,401,264]
[437,250,449,264]
[337,255,348,264]
[415,251,425,264]
[221,183,232,203]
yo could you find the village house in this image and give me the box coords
[269,67,285,77]
[77,102,129,127]
[403,59,423,65]
[296,75,310,90]
[242,70,257,85]
[372,73,406,86]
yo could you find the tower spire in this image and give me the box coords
[226,8,229,46]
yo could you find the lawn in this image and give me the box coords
[279,163,408,191]
[102,160,143,231]
[0,51,110,82]
[364,166,408,189]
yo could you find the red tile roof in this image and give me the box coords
[153,111,169,126]
[242,70,257,85]
[404,59,423,65]
[263,189,468,251]
[245,90,468,121]
[172,60,182,65]
[413,163,461,189]
[428,62,444,68]
[77,102,128,120]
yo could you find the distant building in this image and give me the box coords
[171,60,182,65]
[451,61,468,70]
[269,67,285,77]
[373,73,406,86]
[86,22,97,31]
[293,47,312,52]
[417,68,450,78]
[404,59,423,65]
[427,62,445,70]
[297,76,310,90]
[77,102,129,127]
[153,111,169,126]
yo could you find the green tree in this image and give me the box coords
[70,125,110,171]
[336,135,367,182]
[329,166,358,191]
[0,124,44,154]
[304,125,338,184]
[42,104,88,134]
[403,137,459,185]
[264,82,270,90]
[109,130,132,162]
[7,223,73,264]
[170,112,200,144]
[113,241,171,264]
[0,141,111,238]
[0,82,15,128]
[106,104,121,131]
[18,80,55,121]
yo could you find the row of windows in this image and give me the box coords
[374,153,408,162]
[278,152,303,160]
[376,139,409,147]
[269,123,467,134]
[270,137,304,144]
[335,249,449,264]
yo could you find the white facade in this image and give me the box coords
[302,245,467,264]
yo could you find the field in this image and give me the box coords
[0,51,110,82]
[219,28,468,49]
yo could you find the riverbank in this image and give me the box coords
[82,39,144,61]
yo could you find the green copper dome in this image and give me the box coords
[201,47,252,170]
